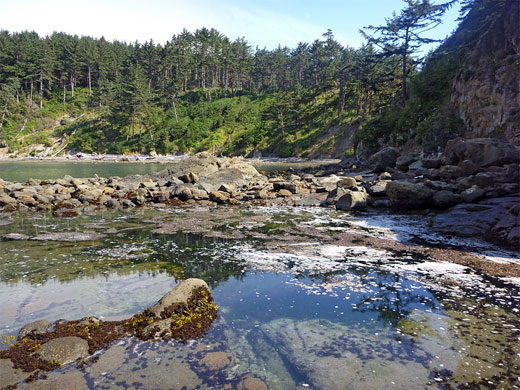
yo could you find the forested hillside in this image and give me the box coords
[0,0,509,158]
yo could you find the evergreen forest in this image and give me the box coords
[0,0,493,157]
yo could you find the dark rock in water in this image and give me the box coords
[432,201,514,237]
[36,336,89,365]
[239,376,267,390]
[444,138,519,168]
[491,204,520,249]
[454,160,479,178]
[386,181,433,209]
[200,351,234,371]
[336,190,367,211]
[18,319,51,340]
[421,158,443,169]
[432,190,461,209]
[461,185,485,203]
[369,147,399,172]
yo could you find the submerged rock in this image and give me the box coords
[35,336,89,366]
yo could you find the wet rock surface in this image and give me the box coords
[0,278,218,387]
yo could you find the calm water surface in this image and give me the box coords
[0,161,169,182]
[0,208,518,389]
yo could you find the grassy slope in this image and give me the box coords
[3,87,362,158]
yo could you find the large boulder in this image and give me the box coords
[336,190,368,211]
[368,147,399,172]
[386,181,433,209]
[147,278,209,319]
[444,138,519,168]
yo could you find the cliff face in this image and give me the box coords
[451,0,520,145]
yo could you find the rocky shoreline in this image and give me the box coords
[1,138,518,251]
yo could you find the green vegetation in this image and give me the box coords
[0,0,497,156]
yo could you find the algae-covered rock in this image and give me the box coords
[147,278,209,319]
[18,319,51,340]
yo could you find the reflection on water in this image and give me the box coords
[0,208,518,389]
[0,161,169,182]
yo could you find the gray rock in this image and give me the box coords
[386,181,433,209]
[369,147,399,172]
[0,359,33,388]
[325,187,348,205]
[432,202,511,237]
[173,185,193,201]
[121,199,135,208]
[273,182,297,194]
[444,138,520,168]
[18,319,51,340]
[179,172,199,184]
[432,190,461,209]
[147,278,209,319]
[421,158,443,169]
[454,160,479,178]
[218,183,235,193]
[336,190,368,211]
[474,173,494,189]
[407,160,423,171]
[395,155,416,171]
[105,198,121,208]
[209,190,230,203]
[36,336,89,365]
[0,195,16,206]
[378,172,392,180]
[369,180,389,197]
[336,177,357,189]
[461,185,485,203]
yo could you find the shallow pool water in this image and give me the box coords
[0,207,519,389]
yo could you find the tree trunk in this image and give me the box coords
[88,66,92,96]
[39,71,43,109]
[63,83,66,103]
[70,75,75,99]
[30,79,34,102]
[172,95,178,123]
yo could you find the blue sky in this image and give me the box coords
[2,0,461,52]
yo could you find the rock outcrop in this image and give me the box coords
[451,0,520,145]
